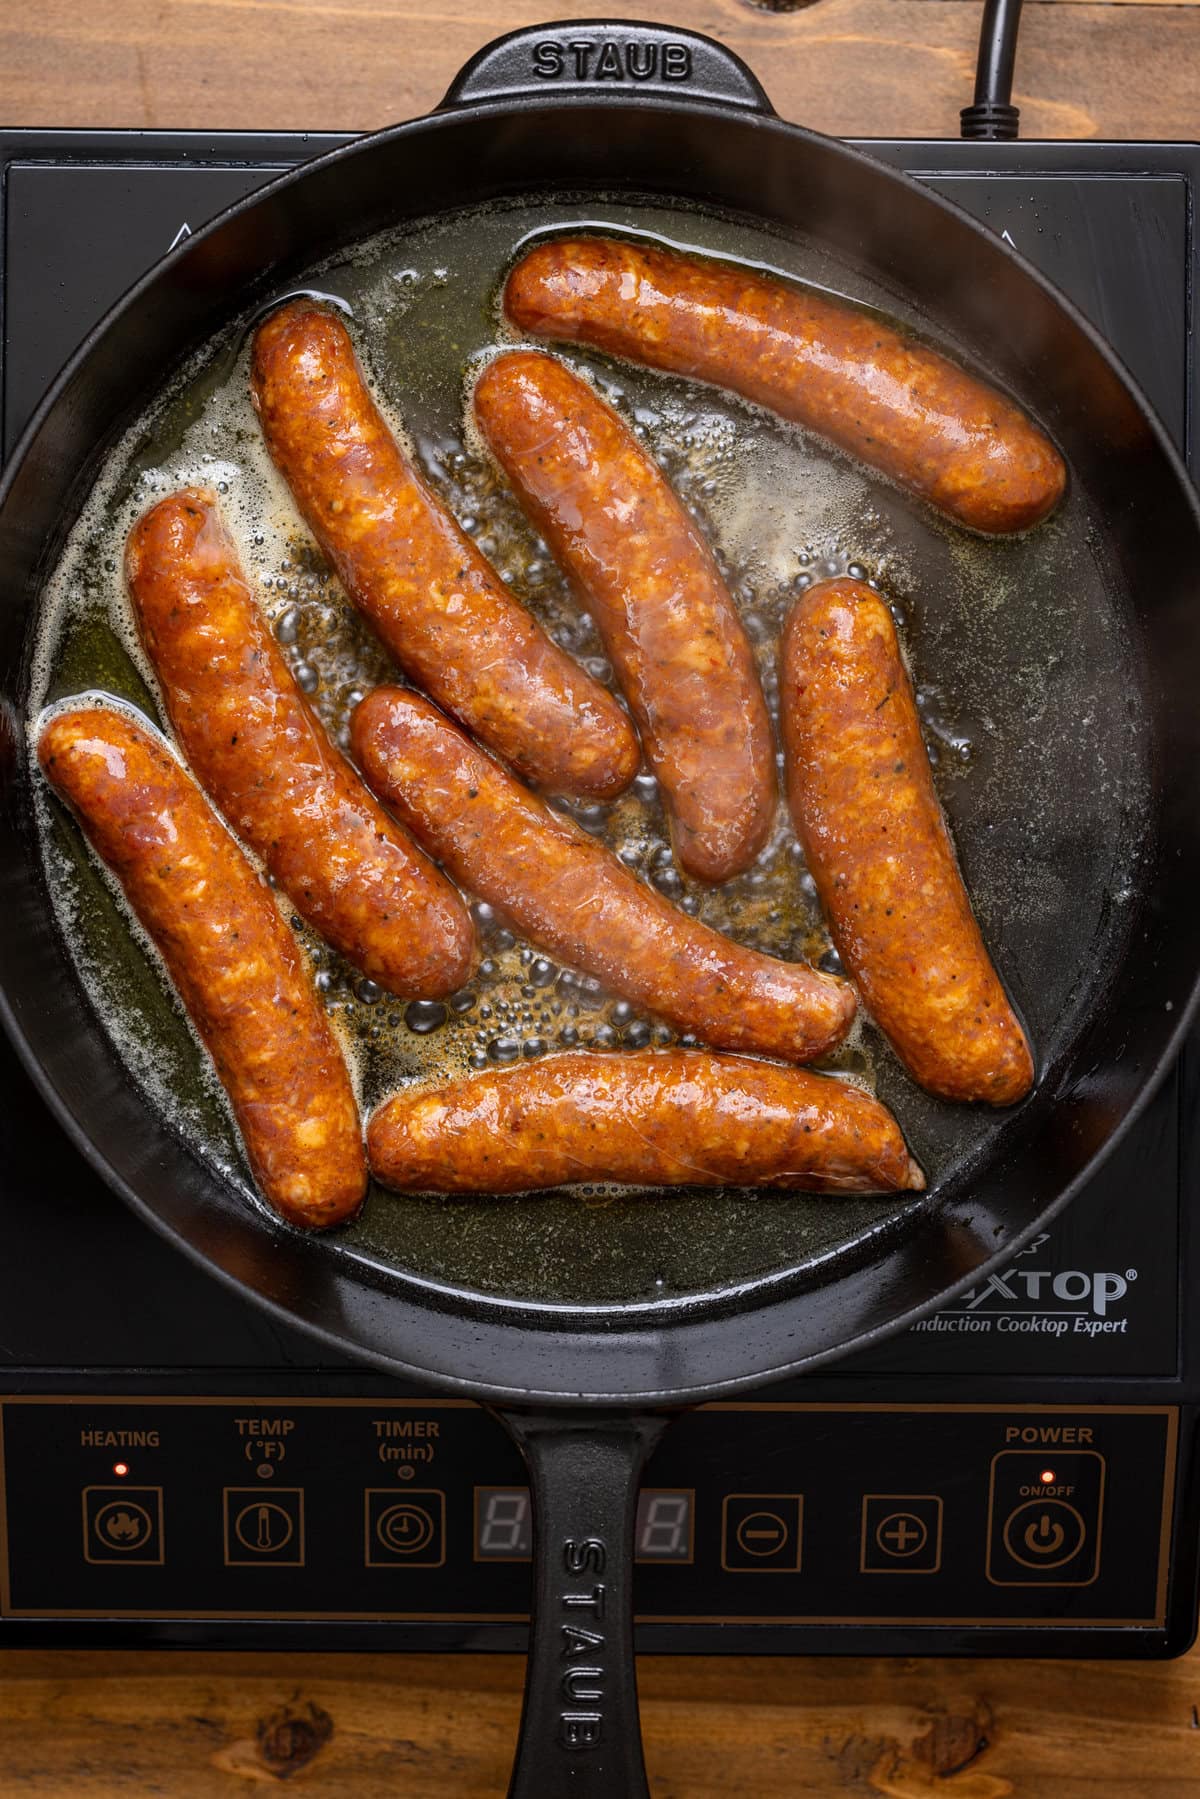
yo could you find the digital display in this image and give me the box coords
[475,1487,533,1560]
[635,1490,693,1563]
[473,1487,693,1562]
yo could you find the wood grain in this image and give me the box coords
[4,1647,1200,1794]
[0,0,1197,140]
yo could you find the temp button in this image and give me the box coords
[223,1488,305,1567]
[987,1450,1105,1586]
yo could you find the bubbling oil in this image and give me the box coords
[26,192,1145,1304]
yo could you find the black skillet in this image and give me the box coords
[2,20,1200,1796]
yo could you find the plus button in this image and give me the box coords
[881,1515,925,1554]
[860,1497,942,1573]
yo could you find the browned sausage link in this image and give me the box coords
[474,350,776,883]
[781,579,1034,1104]
[249,301,639,800]
[505,239,1066,536]
[126,489,475,1000]
[368,1049,922,1194]
[37,707,366,1227]
[352,688,855,1065]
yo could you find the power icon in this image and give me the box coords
[1025,1515,1065,1557]
[1002,1499,1087,1571]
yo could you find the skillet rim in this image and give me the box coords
[1,90,1199,1403]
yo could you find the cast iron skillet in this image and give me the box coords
[3,21,1200,1794]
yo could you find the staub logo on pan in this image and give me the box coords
[531,39,693,83]
[558,1534,607,1750]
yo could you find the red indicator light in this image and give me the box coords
[1040,1468,1055,1484]
[113,1462,129,1478]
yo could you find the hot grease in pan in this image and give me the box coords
[27,194,1147,1308]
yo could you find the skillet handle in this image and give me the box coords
[492,1405,671,1799]
[440,21,775,115]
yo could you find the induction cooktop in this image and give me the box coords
[0,129,1196,1656]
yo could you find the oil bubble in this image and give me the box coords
[405,999,447,1034]
[487,1036,521,1064]
[356,978,382,1004]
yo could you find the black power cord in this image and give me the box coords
[960,0,1024,140]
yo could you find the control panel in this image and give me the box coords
[0,1401,1175,1627]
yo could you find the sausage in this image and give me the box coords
[781,578,1033,1104]
[352,688,855,1064]
[504,238,1066,536]
[473,349,775,882]
[126,488,475,1000]
[250,300,639,800]
[37,705,366,1228]
[368,1049,922,1194]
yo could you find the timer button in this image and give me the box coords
[364,1488,446,1568]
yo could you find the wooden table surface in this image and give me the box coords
[3,0,1200,1793]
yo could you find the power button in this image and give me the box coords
[1002,1499,1087,1569]
[986,1451,1105,1587]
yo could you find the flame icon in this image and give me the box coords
[88,1495,156,1558]
[104,1510,143,1542]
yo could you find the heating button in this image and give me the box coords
[82,1486,164,1565]
[986,1451,1105,1586]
